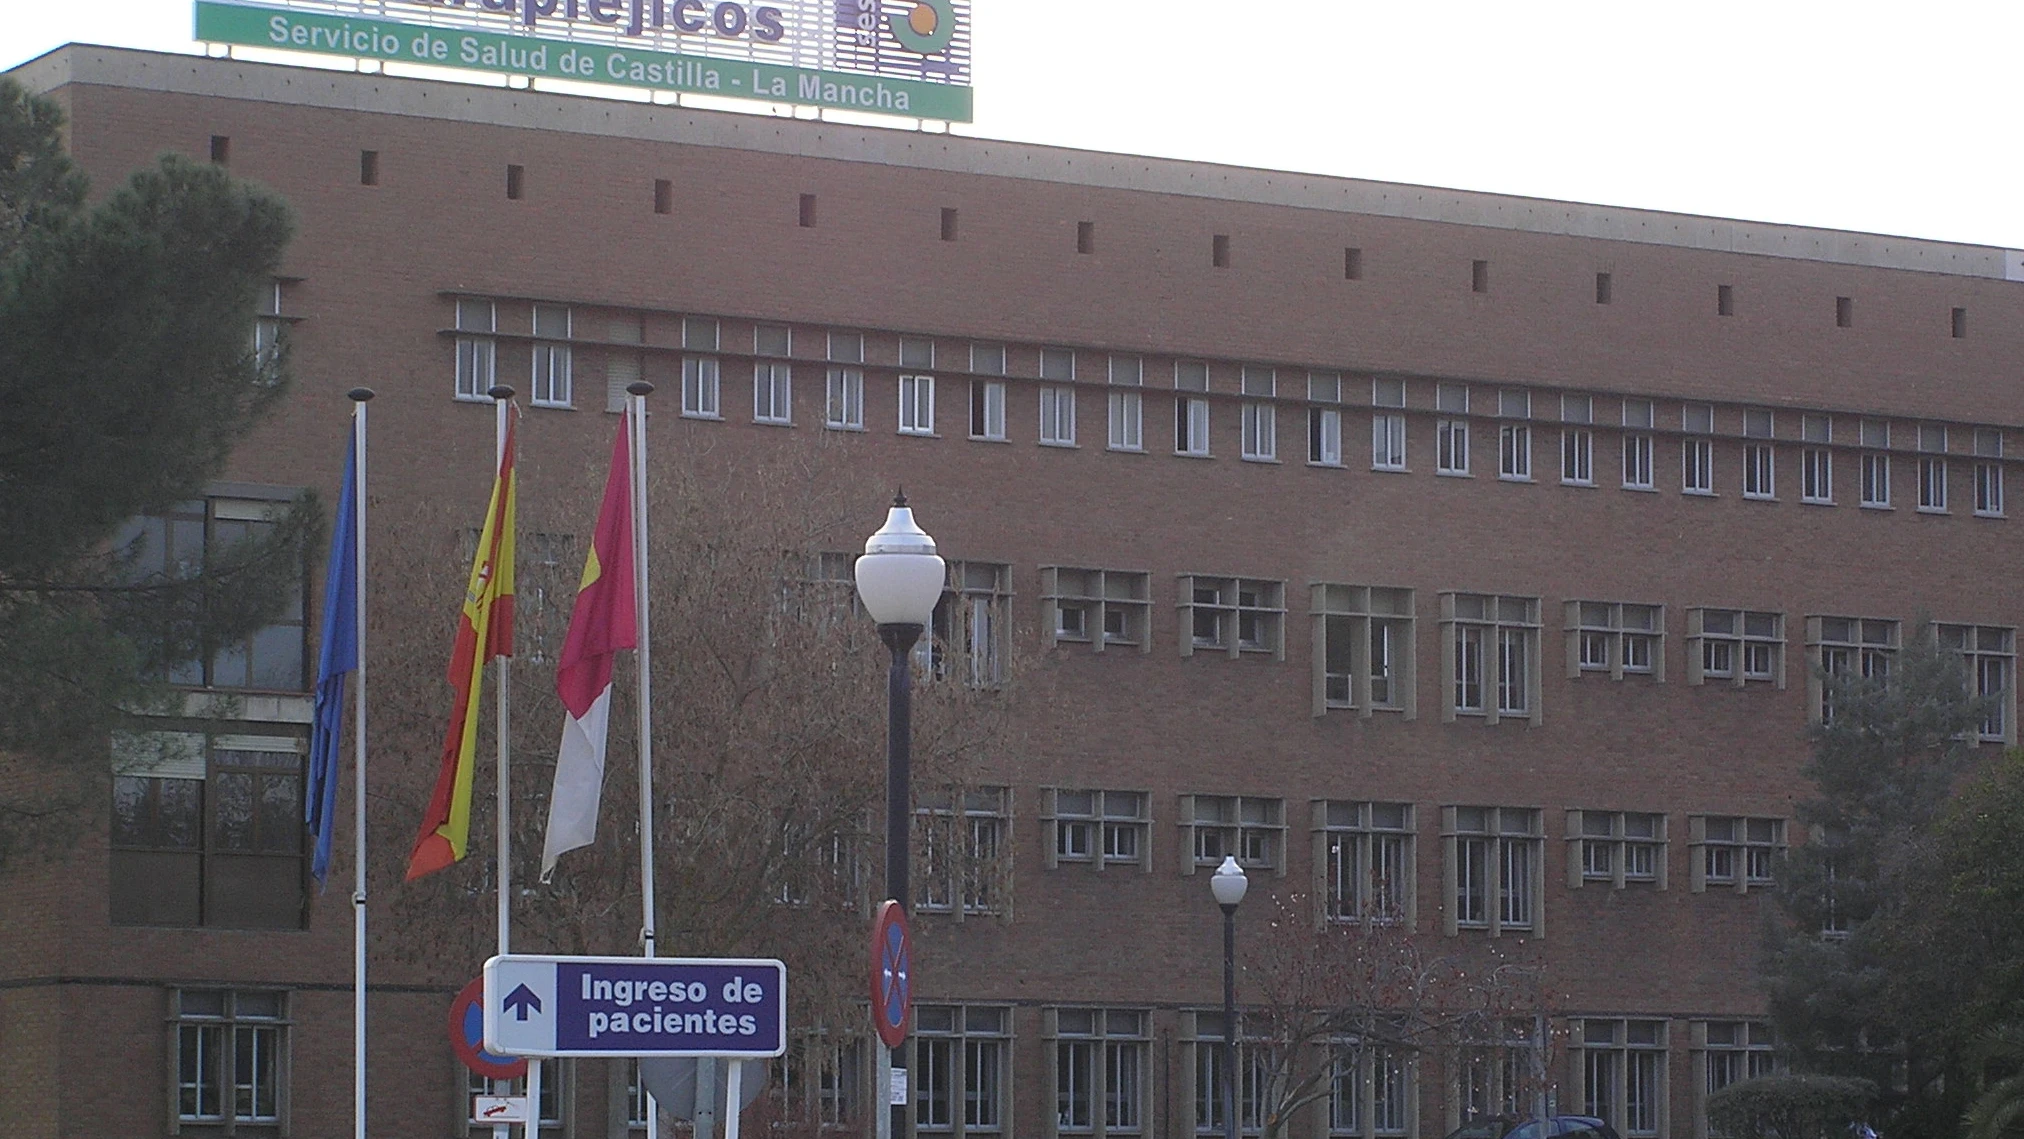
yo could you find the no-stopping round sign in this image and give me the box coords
[869,900,912,1048]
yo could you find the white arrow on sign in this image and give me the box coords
[483,957,558,1057]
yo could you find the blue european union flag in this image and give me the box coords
[307,434,358,887]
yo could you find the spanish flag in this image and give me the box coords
[540,413,637,876]
[406,411,518,879]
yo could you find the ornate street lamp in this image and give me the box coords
[1211,855,1249,1139]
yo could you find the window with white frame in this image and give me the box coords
[1176,361,1211,456]
[1442,593,1541,723]
[1052,1008,1148,1138]
[969,379,1006,441]
[1691,816,1783,892]
[1372,378,1407,471]
[1919,424,1949,512]
[1189,1012,1268,1139]
[1445,806,1543,935]
[1742,409,1774,498]
[529,302,572,407]
[1697,1021,1776,1117]
[900,373,936,435]
[1436,383,1470,475]
[470,1059,563,1137]
[1042,567,1151,653]
[1575,1019,1666,1139]
[1937,622,2015,744]
[1108,355,1144,451]
[1860,419,1891,506]
[1455,1020,1538,1126]
[1562,394,1594,485]
[1040,349,1076,445]
[1044,789,1151,871]
[826,331,865,430]
[454,297,497,401]
[1802,414,1834,503]
[1180,576,1285,659]
[753,323,792,424]
[605,314,644,414]
[1314,800,1413,923]
[914,1004,1009,1137]
[1498,389,1531,480]
[914,787,1010,917]
[1181,794,1285,874]
[1240,366,1276,460]
[1975,428,2005,516]
[1308,373,1344,466]
[970,342,1006,377]
[1809,616,1899,724]
[1683,403,1714,494]
[901,335,935,371]
[1622,398,1655,490]
[922,562,1012,688]
[1567,601,1664,682]
[252,278,286,373]
[1687,608,1784,688]
[1312,584,1416,717]
[176,988,288,1135]
[681,316,721,418]
[1565,810,1666,890]
[1330,1039,1412,1138]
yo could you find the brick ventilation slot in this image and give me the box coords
[359,150,379,187]
[506,164,525,200]
[1077,221,1095,255]
[798,193,817,228]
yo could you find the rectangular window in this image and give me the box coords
[1693,817,1785,893]
[752,323,792,425]
[1595,271,1613,304]
[825,332,865,430]
[1040,385,1077,446]
[1240,366,1276,461]
[1045,789,1151,870]
[1212,234,1231,268]
[1975,428,2005,516]
[1372,378,1407,471]
[1566,601,1664,682]
[970,342,1006,376]
[970,380,1006,441]
[1442,593,1541,723]
[940,207,958,241]
[900,374,937,436]
[1622,398,1654,489]
[914,1004,1009,1135]
[1699,1021,1777,1133]
[1436,383,1470,475]
[1308,373,1343,466]
[1077,221,1095,254]
[1316,800,1415,922]
[1471,259,1489,293]
[1182,795,1285,873]
[1180,576,1285,659]
[1919,424,1949,512]
[1741,409,1773,498]
[1683,404,1715,494]
[454,297,497,401]
[176,989,287,1130]
[1802,414,1833,503]
[1836,296,1853,327]
[505,163,524,199]
[1562,428,1593,485]
[922,562,1012,689]
[681,316,721,419]
[1566,810,1667,890]
[359,149,379,186]
[1937,623,2016,744]
[914,789,1010,916]
[1176,361,1210,456]
[1577,1019,1667,1138]
[1043,567,1152,654]
[1312,584,1416,718]
[653,178,671,214]
[1718,284,1735,316]
[1861,420,1891,506]
[529,303,573,407]
[1108,355,1144,451]
[1344,246,1364,280]
[1808,616,1900,723]
[1446,807,1543,934]
[1054,1008,1148,1135]
[1498,390,1531,480]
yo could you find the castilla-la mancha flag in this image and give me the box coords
[540,416,637,876]
[406,412,518,879]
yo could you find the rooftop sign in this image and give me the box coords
[193,0,972,121]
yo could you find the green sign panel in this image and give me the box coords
[193,2,972,122]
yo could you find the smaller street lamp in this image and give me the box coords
[1211,855,1248,1139]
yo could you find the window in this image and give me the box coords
[1436,383,1470,476]
[1308,373,1343,466]
[1697,1021,1776,1130]
[1717,284,1735,316]
[1575,1019,1666,1138]
[472,1059,562,1137]
[1742,409,1774,499]
[605,315,645,413]
[1692,816,1784,893]
[1212,234,1231,268]
[1181,795,1285,874]
[1595,271,1613,304]
[1442,593,1541,723]
[252,279,287,373]
[1344,246,1364,280]
[529,303,572,407]
[1179,576,1285,659]
[825,332,865,430]
[1683,403,1714,494]
[359,149,379,186]
[1053,1009,1148,1137]
[1372,378,1407,471]
[940,207,958,241]
[1802,415,1833,504]
[1687,608,1784,688]
[914,787,1010,917]
[971,342,1006,376]
[902,335,935,370]
[1836,295,1853,327]
[1621,398,1654,490]
[1175,361,1211,456]
[1330,1041,1412,1137]
[1045,790,1150,871]
[176,989,287,1135]
[1809,616,1899,723]
[112,733,309,929]
[1936,623,2015,744]
[681,316,721,419]
[1919,424,1949,512]
[1042,567,1152,654]
[1077,221,1095,254]
[1037,348,1075,445]
[900,374,937,435]
[798,192,816,227]
[505,163,525,199]
[1312,584,1416,718]
[1456,1020,1538,1126]
[1565,811,1666,889]
[1445,806,1543,935]
[1240,367,1276,461]
[971,344,1007,442]
[1315,801,1414,923]
[1108,356,1144,451]
[753,324,792,425]
[1471,259,1490,293]
[923,562,1012,688]
[769,1034,863,1133]
[1860,420,1891,506]
[1567,601,1664,682]
[1562,394,1593,485]
[1497,390,1531,480]
[914,1005,1009,1136]
[454,297,497,401]
[1189,1012,1267,1138]
[653,177,671,215]
[1975,429,2005,516]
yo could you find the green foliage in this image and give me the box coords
[0,77,304,863]
[1706,1073,1876,1139]
[1964,1024,2024,1139]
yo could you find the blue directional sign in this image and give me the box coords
[483,954,787,1058]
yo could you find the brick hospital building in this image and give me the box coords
[6,43,2022,1139]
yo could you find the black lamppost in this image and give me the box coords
[1210,855,1249,1139]
[854,494,945,1139]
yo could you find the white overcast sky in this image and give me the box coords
[5,2,2021,250]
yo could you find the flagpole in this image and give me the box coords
[490,385,514,963]
[346,387,374,1139]
[627,380,655,960]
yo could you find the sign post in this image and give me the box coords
[482,955,787,1059]
[869,901,913,1139]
